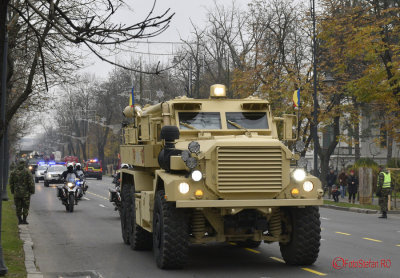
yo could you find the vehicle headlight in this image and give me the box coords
[191,170,202,182]
[188,141,200,154]
[181,150,191,162]
[29,166,33,170]
[185,157,198,169]
[67,182,75,188]
[293,169,306,182]
[178,182,190,194]
[303,181,314,192]
[47,174,51,178]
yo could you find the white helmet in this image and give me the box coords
[75,163,81,167]
[67,162,74,168]
[121,163,129,169]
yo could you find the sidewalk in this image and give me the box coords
[322,194,400,214]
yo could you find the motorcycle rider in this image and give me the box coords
[75,163,84,178]
[62,163,77,181]
[113,164,129,185]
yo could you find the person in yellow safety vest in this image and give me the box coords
[376,166,392,219]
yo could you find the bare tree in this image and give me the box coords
[1,0,174,143]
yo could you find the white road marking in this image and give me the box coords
[320,217,330,220]
[83,197,90,201]
[321,239,326,241]
[99,204,106,208]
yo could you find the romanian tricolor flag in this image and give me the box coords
[129,86,135,107]
[293,88,300,108]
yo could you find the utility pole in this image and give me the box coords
[0,1,9,274]
[311,0,319,177]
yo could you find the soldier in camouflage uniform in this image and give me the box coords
[9,160,35,224]
[377,166,392,219]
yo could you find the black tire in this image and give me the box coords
[279,206,321,265]
[235,240,262,248]
[68,194,75,213]
[129,185,152,250]
[65,205,69,212]
[153,190,189,269]
[35,177,39,183]
[44,181,49,187]
[97,176,102,180]
[160,126,180,141]
[120,184,131,244]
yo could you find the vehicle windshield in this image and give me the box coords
[48,165,67,172]
[88,163,101,168]
[28,158,40,165]
[226,112,269,129]
[38,166,47,170]
[178,112,221,130]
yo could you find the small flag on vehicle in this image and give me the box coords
[129,86,135,107]
[293,88,300,108]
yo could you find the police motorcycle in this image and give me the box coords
[57,172,81,212]
[108,164,128,215]
[75,163,88,199]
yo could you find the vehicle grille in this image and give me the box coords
[216,147,283,193]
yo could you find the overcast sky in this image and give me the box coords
[83,0,252,78]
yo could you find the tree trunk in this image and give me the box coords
[387,133,393,163]
[354,121,361,161]
[320,154,330,187]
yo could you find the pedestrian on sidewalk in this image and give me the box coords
[338,169,347,199]
[376,166,392,219]
[347,170,358,204]
[326,169,337,199]
[9,160,35,225]
[332,184,340,202]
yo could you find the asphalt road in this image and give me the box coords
[28,177,400,278]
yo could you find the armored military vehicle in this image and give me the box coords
[119,84,323,269]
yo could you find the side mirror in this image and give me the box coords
[274,114,297,141]
[283,114,297,141]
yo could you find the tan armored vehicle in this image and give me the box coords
[119,84,323,269]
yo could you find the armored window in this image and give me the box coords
[178,112,221,130]
[226,112,269,129]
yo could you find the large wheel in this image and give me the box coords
[68,194,75,213]
[153,190,189,269]
[129,185,152,250]
[279,206,321,265]
[120,184,131,244]
[234,240,262,248]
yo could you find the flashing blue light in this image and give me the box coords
[38,161,47,165]
[48,161,56,165]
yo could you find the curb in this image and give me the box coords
[322,204,400,214]
[18,225,43,278]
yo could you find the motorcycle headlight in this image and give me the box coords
[303,181,314,192]
[178,182,190,194]
[191,170,203,181]
[293,169,306,182]
[67,182,74,188]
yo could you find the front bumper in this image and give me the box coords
[176,198,323,208]
[44,178,63,184]
[85,171,102,178]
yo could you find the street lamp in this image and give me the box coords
[322,72,335,87]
